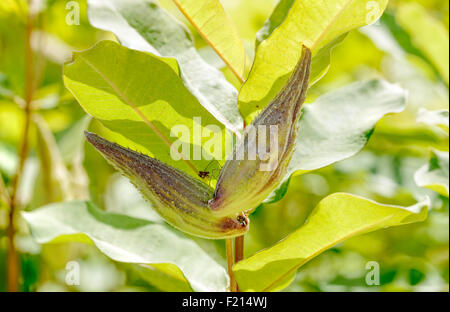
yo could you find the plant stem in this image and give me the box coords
[225,238,236,292]
[7,1,35,292]
[234,235,244,291]
[234,235,244,263]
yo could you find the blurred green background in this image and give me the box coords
[0,0,448,292]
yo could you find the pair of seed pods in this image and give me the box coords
[85,46,311,239]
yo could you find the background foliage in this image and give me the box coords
[0,0,448,292]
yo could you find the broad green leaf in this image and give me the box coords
[87,0,243,135]
[415,150,449,197]
[255,0,295,47]
[22,201,229,292]
[234,193,429,292]
[33,114,72,205]
[265,79,407,204]
[290,79,406,172]
[255,0,347,89]
[63,40,230,181]
[417,109,449,133]
[133,263,193,292]
[239,0,388,123]
[396,2,449,85]
[172,0,245,80]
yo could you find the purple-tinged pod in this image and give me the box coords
[209,46,311,216]
[85,131,248,239]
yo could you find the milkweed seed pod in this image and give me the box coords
[85,131,248,239]
[209,46,311,216]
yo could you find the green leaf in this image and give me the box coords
[133,263,193,292]
[255,0,347,89]
[87,0,243,134]
[172,0,245,80]
[239,0,388,123]
[415,150,449,197]
[265,79,407,204]
[22,201,229,292]
[396,2,449,85]
[234,193,429,292]
[291,79,406,172]
[63,40,229,181]
[255,0,295,47]
[417,109,449,133]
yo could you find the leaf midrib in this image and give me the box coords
[77,54,199,174]
[173,0,245,83]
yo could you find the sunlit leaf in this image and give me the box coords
[255,0,347,88]
[234,193,429,291]
[87,0,243,135]
[172,0,245,80]
[63,40,230,181]
[265,79,406,204]
[239,0,388,123]
[415,150,449,197]
[22,201,229,292]
[396,2,449,85]
[133,263,193,292]
[255,0,294,47]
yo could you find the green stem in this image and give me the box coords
[234,235,244,292]
[226,238,236,292]
[7,0,35,292]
